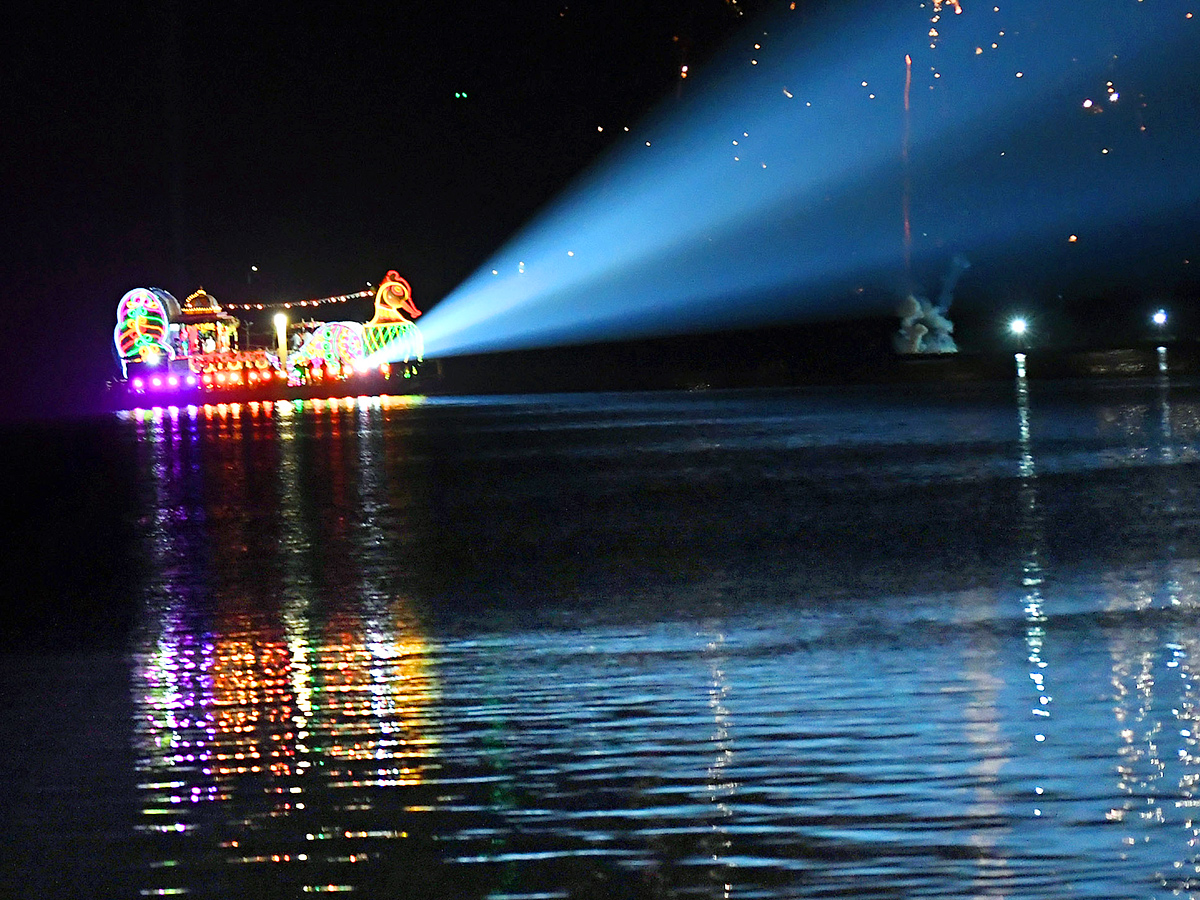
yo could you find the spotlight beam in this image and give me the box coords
[373,0,1199,364]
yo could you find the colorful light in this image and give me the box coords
[115,269,422,398]
[369,271,421,323]
[362,272,425,366]
[114,288,177,376]
[291,322,365,371]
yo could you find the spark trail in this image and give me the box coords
[903,52,913,286]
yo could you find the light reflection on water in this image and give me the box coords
[98,384,1200,897]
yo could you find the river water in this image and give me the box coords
[5,373,1200,898]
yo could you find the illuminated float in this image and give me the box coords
[112,271,425,405]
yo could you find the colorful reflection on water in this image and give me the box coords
[17,383,1200,898]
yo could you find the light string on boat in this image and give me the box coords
[223,289,375,312]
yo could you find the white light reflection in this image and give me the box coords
[1102,365,1200,885]
[1015,355,1053,818]
[702,623,735,899]
[954,585,1012,898]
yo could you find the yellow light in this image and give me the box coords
[274,312,288,364]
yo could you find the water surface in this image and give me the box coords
[5,378,1200,898]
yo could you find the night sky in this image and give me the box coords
[4,0,1199,416]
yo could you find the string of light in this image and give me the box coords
[223,289,374,312]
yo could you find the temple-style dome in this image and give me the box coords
[182,288,220,312]
[179,288,236,325]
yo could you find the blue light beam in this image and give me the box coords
[375,0,1200,363]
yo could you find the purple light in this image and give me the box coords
[168,376,179,387]
[186,375,197,386]
[151,377,163,388]
[132,378,144,390]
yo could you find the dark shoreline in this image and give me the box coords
[430,334,1200,396]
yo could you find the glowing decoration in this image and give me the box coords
[291,322,366,370]
[114,269,422,402]
[114,288,178,376]
[362,271,425,364]
[370,271,421,323]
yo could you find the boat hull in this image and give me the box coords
[108,370,436,412]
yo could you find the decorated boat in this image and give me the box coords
[111,270,428,407]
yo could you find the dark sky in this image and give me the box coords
[2,0,762,414]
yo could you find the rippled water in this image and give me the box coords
[6,376,1200,898]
